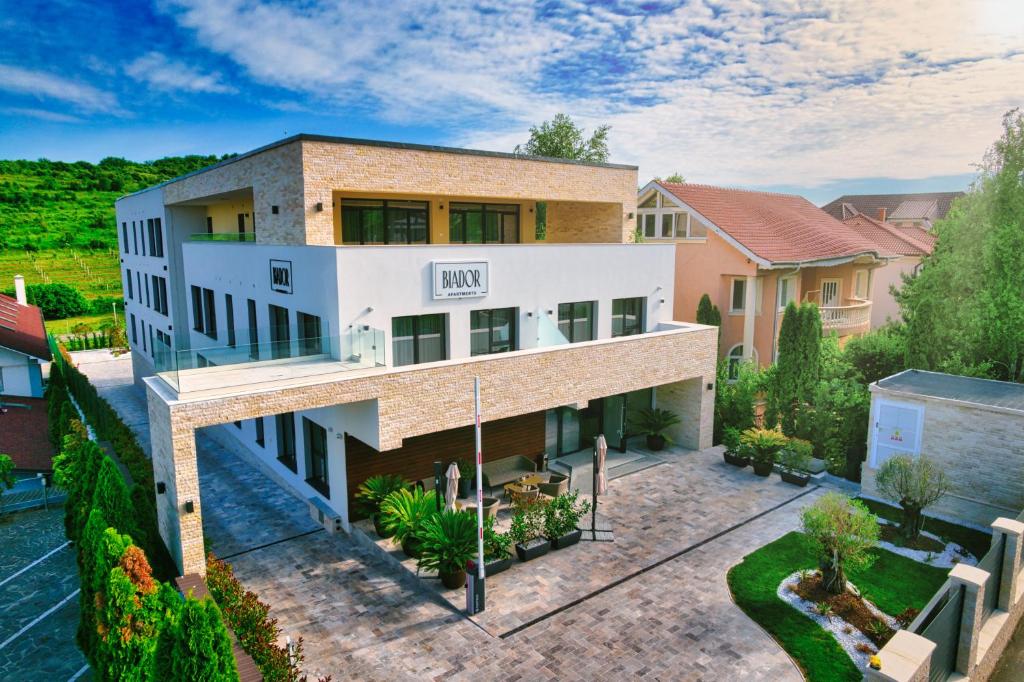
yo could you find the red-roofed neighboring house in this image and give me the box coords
[841,211,935,328]
[637,181,895,372]
[0,277,51,399]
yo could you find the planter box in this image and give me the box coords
[549,529,582,550]
[780,470,810,487]
[723,452,749,468]
[515,538,550,562]
[752,461,774,477]
[469,554,513,576]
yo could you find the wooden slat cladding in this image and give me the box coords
[345,411,546,512]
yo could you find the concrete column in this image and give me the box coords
[742,274,756,360]
[991,517,1024,611]
[147,384,206,576]
[949,563,988,676]
[864,630,935,682]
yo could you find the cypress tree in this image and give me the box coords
[155,596,240,681]
[696,293,723,349]
[92,456,139,542]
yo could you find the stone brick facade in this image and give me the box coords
[862,387,1024,526]
[147,324,717,574]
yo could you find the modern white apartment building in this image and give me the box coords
[115,135,717,576]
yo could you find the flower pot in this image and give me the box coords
[439,567,466,589]
[646,434,666,451]
[479,497,499,519]
[469,554,513,576]
[752,461,774,477]
[550,528,582,550]
[401,535,422,558]
[457,477,471,499]
[723,451,749,468]
[781,470,810,487]
[515,537,550,562]
[372,514,394,538]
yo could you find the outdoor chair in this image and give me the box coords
[510,486,539,508]
[538,472,569,499]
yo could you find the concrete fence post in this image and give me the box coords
[949,563,988,676]
[863,630,935,682]
[991,517,1024,612]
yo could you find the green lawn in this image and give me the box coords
[858,496,992,560]
[727,531,949,682]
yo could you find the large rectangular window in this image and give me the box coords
[152,275,168,316]
[126,269,134,299]
[269,304,290,359]
[557,301,595,343]
[392,314,447,367]
[470,308,517,356]
[255,417,265,448]
[191,286,203,332]
[202,288,217,339]
[122,222,129,253]
[147,217,164,257]
[777,275,797,309]
[449,203,520,243]
[297,311,322,356]
[130,313,137,344]
[275,412,296,472]
[247,299,259,360]
[132,221,139,254]
[303,417,329,498]
[341,199,429,245]
[144,274,151,308]
[225,294,235,347]
[611,297,645,337]
[730,277,763,314]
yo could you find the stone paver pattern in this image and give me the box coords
[81,352,811,681]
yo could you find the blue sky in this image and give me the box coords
[1,0,1022,204]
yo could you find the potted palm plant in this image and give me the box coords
[354,474,410,537]
[544,491,592,549]
[721,427,749,467]
[469,516,514,576]
[379,487,437,558]
[741,427,787,477]
[509,497,550,561]
[779,438,813,486]
[417,509,477,589]
[629,407,681,451]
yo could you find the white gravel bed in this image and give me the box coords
[876,519,976,568]
[777,571,898,670]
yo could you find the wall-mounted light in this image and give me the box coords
[184,500,195,514]
[271,205,280,215]
[526,311,534,317]
[707,383,715,391]
[315,202,324,212]
[156,482,166,494]
[628,212,635,219]
[439,203,445,209]
[546,309,553,315]
[660,298,666,304]
[529,207,534,213]
[366,306,374,313]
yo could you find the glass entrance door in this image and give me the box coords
[602,394,627,450]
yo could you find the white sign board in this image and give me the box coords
[432,260,489,299]
[270,259,293,294]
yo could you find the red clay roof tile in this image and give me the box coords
[0,292,51,361]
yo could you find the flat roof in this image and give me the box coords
[876,369,1024,412]
[118,133,638,201]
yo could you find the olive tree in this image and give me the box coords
[801,492,879,594]
[875,455,951,542]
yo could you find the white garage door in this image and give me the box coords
[870,399,924,468]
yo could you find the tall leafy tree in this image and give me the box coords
[155,595,239,681]
[696,293,722,348]
[92,456,140,543]
[768,302,822,435]
[514,114,611,163]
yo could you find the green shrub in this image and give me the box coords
[740,427,787,467]
[780,438,813,473]
[714,359,761,443]
[379,487,437,545]
[483,516,511,561]
[354,473,409,518]
[154,595,239,682]
[628,407,681,439]
[508,497,548,545]
[844,327,907,384]
[21,282,90,319]
[417,509,477,576]
[543,490,591,539]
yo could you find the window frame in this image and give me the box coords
[854,269,869,300]
[391,313,448,367]
[557,301,596,343]
[341,199,430,245]
[255,417,265,448]
[247,299,259,360]
[450,203,521,244]
[225,293,235,347]
[470,307,518,356]
[303,417,330,498]
[726,343,758,381]
[636,192,702,240]
[611,297,646,337]
[777,275,797,310]
[190,286,204,333]
[275,412,297,472]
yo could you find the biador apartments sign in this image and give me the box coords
[432,260,489,299]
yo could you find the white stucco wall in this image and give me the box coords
[870,256,920,328]
[0,347,42,397]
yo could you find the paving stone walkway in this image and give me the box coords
[79,351,811,681]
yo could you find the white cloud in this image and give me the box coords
[125,52,236,94]
[0,64,119,113]
[160,0,1024,188]
[1,107,82,123]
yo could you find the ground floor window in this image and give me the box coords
[255,417,265,448]
[304,417,329,498]
[611,297,645,337]
[276,412,297,472]
[470,307,517,356]
[557,301,595,343]
[727,344,758,380]
[392,314,447,366]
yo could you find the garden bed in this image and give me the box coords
[876,519,976,568]
[727,532,948,682]
[857,496,991,559]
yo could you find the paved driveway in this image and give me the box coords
[78,351,812,681]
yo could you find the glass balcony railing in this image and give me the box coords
[154,322,385,395]
[189,232,257,243]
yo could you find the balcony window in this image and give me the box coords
[777,276,797,309]
[304,417,329,498]
[611,297,645,337]
[276,412,297,472]
[449,203,519,244]
[247,299,259,360]
[392,314,447,366]
[557,301,595,343]
[225,294,235,347]
[297,311,323,355]
[191,285,217,338]
[269,304,290,359]
[470,308,517,356]
[854,270,869,299]
[341,199,429,245]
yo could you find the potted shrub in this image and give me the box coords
[455,459,473,499]
[379,487,437,558]
[354,474,409,537]
[629,408,681,451]
[508,497,550,561]
[417,509,477,589]
[544,491,592,549]
[741,427,787,477]
[469,516,513,576]
[721,427,749,467]
[779,438,813,486]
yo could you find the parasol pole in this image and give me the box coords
[474,376,485,603]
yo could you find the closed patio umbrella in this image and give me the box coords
[445,462,460,512]
[596,434,608,495]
